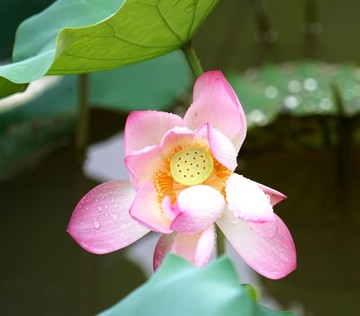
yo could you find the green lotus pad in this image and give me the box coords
[0,0,218,98]
[100,255,294,316]
[228,61,360,127]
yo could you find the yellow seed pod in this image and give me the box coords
[170,147,214,186]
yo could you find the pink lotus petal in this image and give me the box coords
[67,180,149,254]
[255,182,287,206]
[226,174,275,223]
[130,181,172,234]
[162,196,179,221]
[170,185,225,234]
[153,226,216,270]
[125,127,196,191]
[124,145,162,190]
[184,71,247,152]
[153,233,174,271]
[195,123,237,171]
[159,126,195,157]
[124,111,184,155]
[217,208,296,279]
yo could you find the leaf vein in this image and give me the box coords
[187,0,199,39]
[191,0,217,35]
[60,49,171,62]
[102,22,175,49]
[156,0,184,44]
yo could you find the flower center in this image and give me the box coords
[170,147,214,186]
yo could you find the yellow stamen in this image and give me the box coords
[153,144,232,205]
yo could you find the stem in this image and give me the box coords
[75,74,90,164]
[332,84,353,220]
[182,41,204,78]
[304,0,320,58]
[251,0,279,64]
[216,224,226,256]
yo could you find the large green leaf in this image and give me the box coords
[228,61,360,128]
[99,255,294,316]
[0,72,28,99]
[0,0,218,98]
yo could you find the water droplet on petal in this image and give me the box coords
[93,218,101,229]
[110,213,119,221]
[250,221,277,239]
[231,218,240,225]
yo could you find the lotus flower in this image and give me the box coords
[67,71,296,279]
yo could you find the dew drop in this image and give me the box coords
[284,95,300,109]
[248,109,269,126]
[288,80,301,93]
[264,86,278,99]
[231,218,240,225]
[250,221,277,238]
[93,218,101,229]
[110,213,119,221]
[319,98,332,111]
[303,77,318,91]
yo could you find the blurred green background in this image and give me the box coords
[1,0,360,315]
